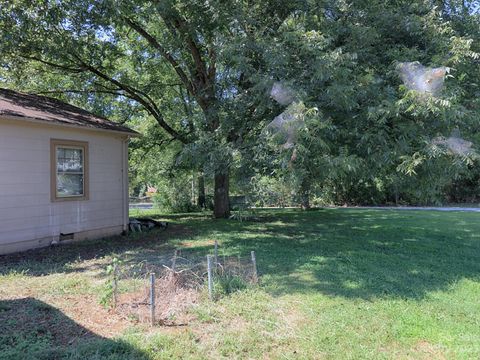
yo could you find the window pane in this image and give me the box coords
[57,174,84,197]
[57,147,83,173]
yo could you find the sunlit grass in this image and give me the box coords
[1,209,479,359]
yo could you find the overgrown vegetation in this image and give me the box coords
[1,209,479,359]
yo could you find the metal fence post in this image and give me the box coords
[150,273,155,326]
[207,255,213,299]
[113,264,118,309]
[172,249,178,271]
[251,251,258,284]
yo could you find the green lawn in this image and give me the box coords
[1,209,479,359]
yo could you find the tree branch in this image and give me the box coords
[169,17,208,84]
[74,58,188,143]
[138,137,176,162]
[34,89,127,97]
[24,53,189,143]
[207,46,216,82]
[20,56,86,73]
[123,17,195,96]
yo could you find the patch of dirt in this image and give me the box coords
[115,272,200,326]
[0,296,130,347]
[49,294,131,338]
[179,239,215,248]
[379,340,447,359]
[413,340,446,359]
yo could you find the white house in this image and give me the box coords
[0,88,138,254]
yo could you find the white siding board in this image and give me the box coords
[0,194,51,208]
[0,200,124,221]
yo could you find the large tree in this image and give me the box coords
[0,0,296,217]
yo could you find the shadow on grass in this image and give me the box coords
[1,209,479,300]
[0,298,148,360]
[127,208,480,300]
[217,209,480,300]
[0,222,195,276]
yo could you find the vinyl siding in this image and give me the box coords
[0,118,128,253]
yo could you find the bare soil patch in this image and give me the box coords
[0,295,130,347]
[115,270,201,326]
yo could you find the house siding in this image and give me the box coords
[0,118,128,254]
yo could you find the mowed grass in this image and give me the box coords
[1,209,480,359]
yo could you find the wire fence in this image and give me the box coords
[107,243,258,326]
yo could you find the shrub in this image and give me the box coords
[151,179,199,213]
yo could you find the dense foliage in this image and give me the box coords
[252,1,480,206]
[0,0,478,209]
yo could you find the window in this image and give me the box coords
[51,139,89,201]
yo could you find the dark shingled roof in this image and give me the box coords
[0,88,138,135]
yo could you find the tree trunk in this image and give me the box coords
[197,173,206,209]
[300,180,311,210]
[214,171,230,218]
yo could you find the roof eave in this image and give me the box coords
[0,114,141,137]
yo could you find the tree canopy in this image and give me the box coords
[1,0,479,210]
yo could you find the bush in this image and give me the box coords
[151,179,199,213]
